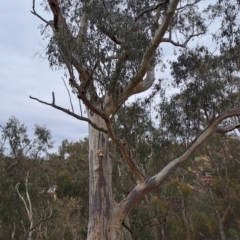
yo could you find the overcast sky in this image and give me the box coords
[0,1,218,153]
[0,1,89,152]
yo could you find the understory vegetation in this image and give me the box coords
[1,116,240,240]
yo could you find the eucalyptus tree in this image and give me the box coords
[0,117,54,239]
[160,46,240,143]
[29,0,240,239]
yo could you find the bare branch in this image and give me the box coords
[52,91,55,105]
[215,124,240,134]
[105,121,145,183]
[131,67,155,95]
[162,25,209,48]
[79,98,83,116]
[182,30,208,45]
[31,0,49,25]
[62,78,74,113]
[120,108,240,214]
[29,95,107,133]
[101,27,124,45]
[135,0,169,22]
[176,0,201,10]
[15,172,34,239]
[22,211,53,240]
[161,38,187,47]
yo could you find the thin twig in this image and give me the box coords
[101,27,123,45]
[52,92,55,105]
[83,61,99,93]
[62,78,74,113]
[135,0,169,22]
[22,211,53,240]
[176,0,201,10]
[79,99,83,116]
[30,0,49,25]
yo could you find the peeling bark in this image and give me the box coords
[87,113,123,239]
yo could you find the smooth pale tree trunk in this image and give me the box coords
[216,210,227,240]
[87,113,124,240]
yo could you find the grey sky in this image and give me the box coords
[0,1,88,153]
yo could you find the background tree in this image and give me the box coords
[29,0,240,239]
[0,117,90,239]
[0,117,54,239]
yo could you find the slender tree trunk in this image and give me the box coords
[216,210,226,240]
[87,114,123,239]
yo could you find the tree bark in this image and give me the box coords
[87,113,123,239]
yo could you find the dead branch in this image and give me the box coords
[29,94,107,133]
[31,0,49,25]
[62,78,74,113]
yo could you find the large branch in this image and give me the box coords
[29,93,107,133]
[100,27,124,45]
[109,0,180,112]
[48,0,60,31]
[69,78,109,122]
[131,67,155,95]
[120,108,240,215]
[215,123,240,134]
[105,121,145,183]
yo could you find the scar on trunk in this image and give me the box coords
[98,150,104,157]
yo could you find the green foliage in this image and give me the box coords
[13,0,240,238]
[0,117,88,239]
[1,114,240,239]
